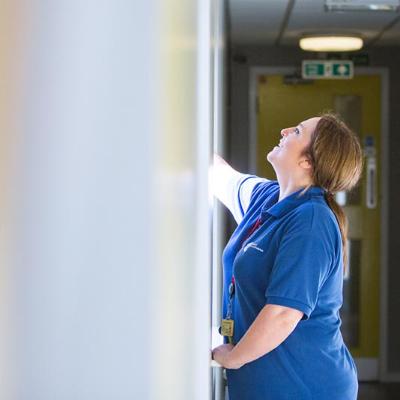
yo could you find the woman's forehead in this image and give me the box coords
[300,117,321,132]
[302,117,320,125]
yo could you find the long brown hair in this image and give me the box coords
[303,112,363,274]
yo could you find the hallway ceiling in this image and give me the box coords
[229,0,400,47]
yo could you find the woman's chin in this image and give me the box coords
[266,148,278,162]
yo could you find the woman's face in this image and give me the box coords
[267,117,320,173]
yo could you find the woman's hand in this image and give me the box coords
[211,343,243,369]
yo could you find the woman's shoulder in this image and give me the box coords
[252,179,279,197]
[248,179,279,205]
[292,198,340,234]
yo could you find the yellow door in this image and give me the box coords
[256,74,381,377]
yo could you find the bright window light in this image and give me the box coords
[299,36,363,52]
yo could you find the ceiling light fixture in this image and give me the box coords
[299,35,363,52]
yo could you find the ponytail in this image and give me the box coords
[304,113,363,277]
[324,192,348,274]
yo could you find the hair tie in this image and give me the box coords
[325,191,334,199]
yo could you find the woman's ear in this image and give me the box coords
[298,158,312,170]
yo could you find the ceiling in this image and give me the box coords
[228,0,400,47]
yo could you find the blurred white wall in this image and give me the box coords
[0,0,218,399]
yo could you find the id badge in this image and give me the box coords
[221,318,234,337]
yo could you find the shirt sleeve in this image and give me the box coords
[225,174,268,224]
[265,213,334,320]
[212,168,268,224]
[238,175,269,217]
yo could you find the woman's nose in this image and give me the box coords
[281,128,289,137]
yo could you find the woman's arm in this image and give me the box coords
[209,154,243,207]
[210,154,268,222]
[212,304,303,369]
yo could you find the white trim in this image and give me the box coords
[211,1,227,399]
[194,0,213,399]
[249,66,391,382]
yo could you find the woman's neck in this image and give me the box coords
[276,174,313,202]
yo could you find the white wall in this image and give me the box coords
[0,1,221,398]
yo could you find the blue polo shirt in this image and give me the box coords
[221,176,358,400]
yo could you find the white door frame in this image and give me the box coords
[248,66,396,382]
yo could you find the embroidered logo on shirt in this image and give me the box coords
[243,242,264,253]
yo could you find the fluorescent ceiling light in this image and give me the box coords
[299,36,363,52]
[325,0,400,12]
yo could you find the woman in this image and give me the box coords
[211,113,362,400]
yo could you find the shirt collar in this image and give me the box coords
[262,186,326,219]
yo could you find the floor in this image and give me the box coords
[358,383,400,399]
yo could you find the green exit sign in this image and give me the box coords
[302,60,353,79]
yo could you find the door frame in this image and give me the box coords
[248,66,393,382]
